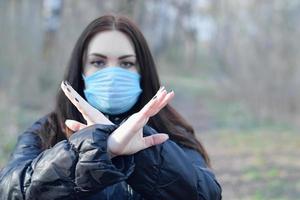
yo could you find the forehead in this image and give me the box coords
[87,30,135,56]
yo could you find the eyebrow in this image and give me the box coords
[89,53,136,59]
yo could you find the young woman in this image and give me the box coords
[0,15,222,200]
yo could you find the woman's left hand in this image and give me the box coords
[107,86,174,157]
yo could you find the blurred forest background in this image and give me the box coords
[1,0,300,199]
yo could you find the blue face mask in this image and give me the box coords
[82,66,142,115]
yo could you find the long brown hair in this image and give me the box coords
[44,14,211,167]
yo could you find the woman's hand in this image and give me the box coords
[61,81,114,130]
[108,86,174,157]
[61,81,175,158]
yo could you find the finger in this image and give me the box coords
[142,89,174,117]
[157,90,175,110]
[145,89,168,116]
[60,81,89,118]
[139,96,158,118]
[139,87,166,117]
[154,86,165,97]
[61,81,91,108]
[65,119,87,132]
[143,133,169,148]
[61,81,113,125]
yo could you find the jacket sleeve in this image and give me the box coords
[0,117,135,200]
[127,125,222,200]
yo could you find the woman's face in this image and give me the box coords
[83,30,139,77]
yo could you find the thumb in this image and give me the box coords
[65,119,87,132]
[143,133,169,149]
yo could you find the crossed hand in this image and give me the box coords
[61,81,175,158]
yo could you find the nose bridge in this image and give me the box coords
[106,56,119,67]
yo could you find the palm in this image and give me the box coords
[117,128,144,155]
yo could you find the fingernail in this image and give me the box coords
[63,81,67,86]
[75,97,79,102]
[152,95,157,100]
[159,86,165,91]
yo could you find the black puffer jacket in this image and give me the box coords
[0,115,222,200]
